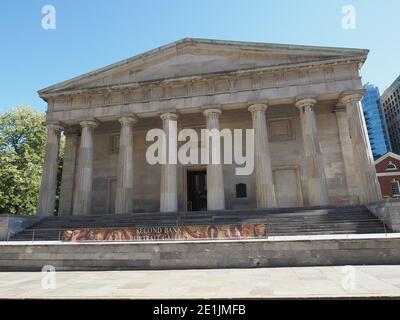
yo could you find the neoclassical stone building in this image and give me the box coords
[37,38,381,216]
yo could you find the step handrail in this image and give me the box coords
[6,217,393,242]
[15,219,388,233]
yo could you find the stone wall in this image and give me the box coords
[1,237,400,271]
[368,200,400,232]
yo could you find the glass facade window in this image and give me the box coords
[361,84,392,159]
[381,76,400,154]
[391,180,400,196]
[386,161,397,170]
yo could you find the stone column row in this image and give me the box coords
[71,116,139,216]
[71,116,140,216]
[249,100,335,208]
[37,106,280,216]
[247,99,330,208]
[38,116,139,216]
[160,109,226,212]
[39,92,380,216]
[203,105,279,210]
[160,106,278,211]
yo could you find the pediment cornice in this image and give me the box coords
[40,55,361,100]
[38,38,368,99]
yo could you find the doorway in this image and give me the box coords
[187,170,207,211]
[273,167,303,207]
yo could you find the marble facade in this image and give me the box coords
[37,38,381,216]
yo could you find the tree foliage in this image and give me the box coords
[0,106,48,214]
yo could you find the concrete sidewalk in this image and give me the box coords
[0,265,400,299]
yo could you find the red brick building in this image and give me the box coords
[375,152,400,198]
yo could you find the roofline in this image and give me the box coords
[38,37,369,96]
[382,75,400,98]
[189,38,369,54]
[374,152,400,165]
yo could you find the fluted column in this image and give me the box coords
[37,123,63,216]
[248,104,276,208]
[115,115,138,214]
[73,120,98,216]
[339,92,382,203]
[334,105,359,204]
[58,130,79,216]
[203,109,225,210]
[160,113,178,212]
[296,98,329,206]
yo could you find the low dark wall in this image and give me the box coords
[0,215,44,241]
[1,237,400,271]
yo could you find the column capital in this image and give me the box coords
[118,115,138,125]
[248,103,268,113]
[160,112,178,121]
[44,121,63,132]
[295,98,317,109]
[79,120,98,128]
[203,108,222,118]
[334,103,347,113]
[63,128,80,136]
[339,90,364,105]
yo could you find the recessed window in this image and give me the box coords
[236,183,247,198]
[386,161,397,171]
[111,134,120,154]
[268,119,293,141]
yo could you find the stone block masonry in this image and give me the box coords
[1,236,400,271]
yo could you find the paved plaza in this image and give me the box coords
[0,265,400,299]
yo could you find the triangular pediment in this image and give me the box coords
[39,38,368,96]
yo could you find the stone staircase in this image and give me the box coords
[9,205,389,241]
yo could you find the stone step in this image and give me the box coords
[38,206,370,221]
[33,213,381,223]
[44,208,371,218]
[35,215,375,226]
[7,205,389,241]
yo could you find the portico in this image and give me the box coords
[37,38,382,216]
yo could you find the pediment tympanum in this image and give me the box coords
[39,38,367,97]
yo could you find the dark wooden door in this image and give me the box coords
[187,170,207,211]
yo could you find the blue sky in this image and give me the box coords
[1,0,399,112]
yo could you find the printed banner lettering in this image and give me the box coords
[63,223,267,242]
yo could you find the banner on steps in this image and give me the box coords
[62,223,268,242]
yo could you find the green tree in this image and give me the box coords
[0,106,64,215]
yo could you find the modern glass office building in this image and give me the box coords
[361,84,392,159]
[381,75,400,155]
